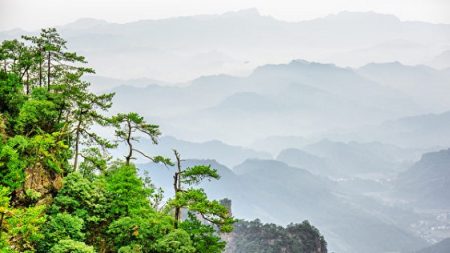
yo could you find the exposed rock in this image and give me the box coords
[224,219,327,253]
[13,163,63,206]
[0,113,6,142]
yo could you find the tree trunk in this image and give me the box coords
[173,172,180,229]
[39,52,43,87]
[125,120,133,165]
[173,150,182,228]
[47,52,51,91]
[73,119,82,171]
[0,212,4,239]
[25,71,30,95]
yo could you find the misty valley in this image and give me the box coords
[1,8,450,253]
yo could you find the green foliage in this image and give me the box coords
[105,164,153,217]
[0,136,28,189]
[111,112,161,145]
[27,132,70,173]
[68,77,115,171]
[0,131,70,191]
[78,147,110,180]
[39,213,85,251]
[107,214,171,251]
[0,186,11,249]
[153,229,196,253]
[0,72,25,121]
[110,112,163,165]
[170,151,235,232]
[180,213,226,253]
[50,172,107,226]
[230,219,328,253]
[171,189,234,232]
[0,28,243,253]
[181,165,220,185]
[49,239,95,253]
[7,205,46,252]
[25,189,42,201]
[15,92,58,135]
[22,28,94,90]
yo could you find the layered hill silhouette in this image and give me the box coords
[140,158,427,253]
[415,238,450,253]
[394,148,450,209]
[2,9,449,81]
[98,59,450,148]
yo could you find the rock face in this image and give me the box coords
[219,199,326,253]
[0,114,6,142]
[13,163,63,206]
[224,219,327,253]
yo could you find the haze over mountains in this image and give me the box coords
[140,157,428,253]
[97,59,450,149]
[4,9,450,253]
[394,148,450,209]
[2,9,450,82]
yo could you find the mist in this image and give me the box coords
[2,2,450,253]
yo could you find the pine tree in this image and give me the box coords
[111,112,161,165]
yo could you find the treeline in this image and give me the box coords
[0,29,234,252]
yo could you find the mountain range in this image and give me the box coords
[96,59,450,148]
[139,158,427,253]
[415,238,450,253]
[394,148,450,209]
[2,9,449,81]
[277,140,424,178]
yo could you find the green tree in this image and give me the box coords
[49,239,95,253]
[7,205,47,252]
[0,72,26,127]
[169,150,235,231]
[0,28,239,252]
[23,28,94,91]
[69,78,115,170]
[153,229,196,253]
[105,164,153,217]
[111,112,162,165]
[180,213,226,253]
[39,213,85,251]
[78,147,111,180]
[0,186,11,249]
[49,172,108,248]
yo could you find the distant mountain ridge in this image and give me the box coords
[140,158,427,253]
[357,62,450,111]
[276,140,424,178]
[3,9,448,81]
[339,110,450,149]
[110,135,271,168]
[104,59,438,145]
[415,238,450,253]
[394,148,450,208]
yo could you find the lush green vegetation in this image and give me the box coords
[0,28,234,252]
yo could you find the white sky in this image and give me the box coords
[1,0,449,31]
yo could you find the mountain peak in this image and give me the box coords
[252,59,340,76]
[222,8,261,17]
[420,148,450,163]
[62,18,109,30]
[330,11,400,22]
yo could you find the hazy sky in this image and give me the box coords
[1,0,449,31]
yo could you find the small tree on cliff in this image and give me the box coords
[169,150,235,231]
[111,112,171,165]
